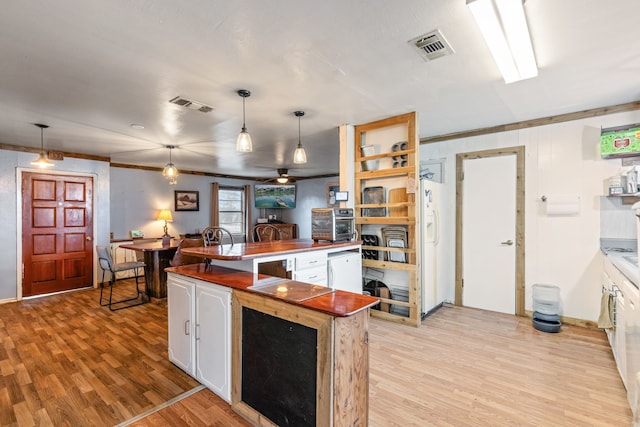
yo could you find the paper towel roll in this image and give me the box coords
[545,196,580,216]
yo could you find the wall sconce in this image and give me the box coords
[467,0,537,83]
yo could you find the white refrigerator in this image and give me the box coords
[328,251,363,294]
[420,177,446,315]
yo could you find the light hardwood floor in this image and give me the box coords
[0,284,632,426]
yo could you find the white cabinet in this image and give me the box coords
[292,252,328,286]
[167,273,231,402]
[615,283,627,387]
[195,283,231,400]
[328,251,363,293]
[167,274,195,375]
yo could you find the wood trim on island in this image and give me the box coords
[166,263,377,426]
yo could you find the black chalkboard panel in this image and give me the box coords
[242,307,317,426]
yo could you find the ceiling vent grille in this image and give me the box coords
[408,29,455,62]
[169,96,214,113]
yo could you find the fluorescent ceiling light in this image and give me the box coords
[467,0,537,83]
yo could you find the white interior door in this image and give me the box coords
[462,155,516,314]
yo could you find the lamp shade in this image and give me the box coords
[236,130,253,152]
[157,209,173,222]
[31,123,54,168]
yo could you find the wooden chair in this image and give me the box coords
[96,245,148,311]
[202,226,234,246]
[251,224,283,242]
[170,237,205,266]
[201,226,234,267]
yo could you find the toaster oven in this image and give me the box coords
[311,208,355,242]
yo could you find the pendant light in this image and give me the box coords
[31,124,54,168]
[162,145,179,184]
[236,89,253,152]
[293,111,307,164]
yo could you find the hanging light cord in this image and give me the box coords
[242,96,247,132]
[40,127,45,153]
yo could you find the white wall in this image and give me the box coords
[421,110,640,322]
[110,167,337,240]
[281,177,338,238]
[0,149,110,301]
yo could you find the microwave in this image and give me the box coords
[311,208,355,242]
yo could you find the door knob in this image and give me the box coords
[500,239,513,246]
[86,236,92,241]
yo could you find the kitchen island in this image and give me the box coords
[165,262,378,427]
[180,238,362,287]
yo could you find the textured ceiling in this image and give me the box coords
[0,0,638,179]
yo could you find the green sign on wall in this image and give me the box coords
[601,123,640,158]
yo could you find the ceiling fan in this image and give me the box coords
[261,168,295,184]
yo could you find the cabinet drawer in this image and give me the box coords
[295,253,327,271]
[293,266,327,286]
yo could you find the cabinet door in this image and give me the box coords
[195,282,232,402]
[616,285,627,387]
[167,274,195,376]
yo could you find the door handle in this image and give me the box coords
[86,236,92,241]
[500,239,514,246]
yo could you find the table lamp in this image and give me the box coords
[157,209,173,246]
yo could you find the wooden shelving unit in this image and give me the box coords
[353,112,421,326]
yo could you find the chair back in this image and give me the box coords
[251,224,283,242]
[202,226,234,247]
[96,245,114,272]
[170,237,205,266]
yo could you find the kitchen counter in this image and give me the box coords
[601,247,639,288]
[179,238,361,261]
[166,263,378,317]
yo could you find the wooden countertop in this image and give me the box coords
[180,238,361,261]
[166,263,378,317]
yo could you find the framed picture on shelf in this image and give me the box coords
[327,182,340,207]
[175,190,199,211]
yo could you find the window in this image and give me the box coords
[212,184,250,242]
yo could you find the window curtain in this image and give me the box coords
[243,184,251,238]
[210,182,220,226]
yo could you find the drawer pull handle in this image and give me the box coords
[184,320,190,335]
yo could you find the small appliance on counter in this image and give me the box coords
[311,208,355,242]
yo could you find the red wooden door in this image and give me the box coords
[22,172,94,297]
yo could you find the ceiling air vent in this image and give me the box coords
[408,29,455,62]
[169,96,214,113]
